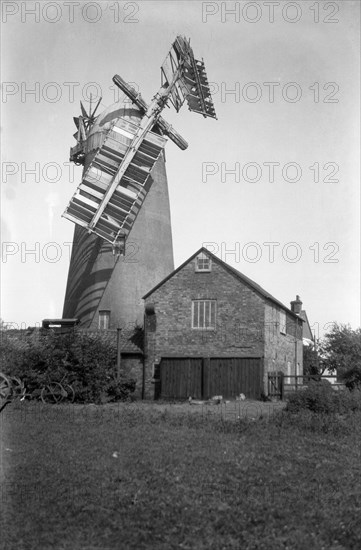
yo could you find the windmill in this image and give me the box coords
[63,36,216,253]
[61,36,216,329]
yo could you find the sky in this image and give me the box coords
[1,0,360,338]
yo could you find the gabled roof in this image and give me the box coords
[143,247,301,319]
[124,337,143,354]
[299,310,314,341]
[116,328,144,354]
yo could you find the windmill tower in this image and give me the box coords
[62,36,216,330]
[62,103,174,329]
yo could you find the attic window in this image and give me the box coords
[195,252,211,272]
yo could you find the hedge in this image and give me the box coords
[0,329,136,404]
[285,379,361,414]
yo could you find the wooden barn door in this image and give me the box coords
[208,358,263,400]
[160,358,203,399]
[159,357,263,400]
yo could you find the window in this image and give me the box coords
[192,300,216,329]
[195,252,211,272]
[280,310,286,334]
[98,310,110,330]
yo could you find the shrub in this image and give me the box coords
[0,329,136,404]
[286,380,335,414]
[285,381,361,414]
[341,365,361,390]
[105,377,137,403]
[337,387,361,412]
[274,409,361,435]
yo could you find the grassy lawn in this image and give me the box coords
[1,401,361,550]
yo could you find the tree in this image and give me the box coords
[318,323,361,381]
[303,343,320,377]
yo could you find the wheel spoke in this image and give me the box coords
[0,373,12,399]
[64,384,75,403]
[10,376,26,398]
[41,383,64,404]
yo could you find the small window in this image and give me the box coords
[195,252,211,272]
[98,310,110,330]
[192,300,216,329]
[280,310,286,335]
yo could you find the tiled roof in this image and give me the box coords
[119,328,144,354]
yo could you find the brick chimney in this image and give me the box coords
[290,295,302,315]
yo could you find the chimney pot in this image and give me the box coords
[145,303,155,316]
[291,295,302,314]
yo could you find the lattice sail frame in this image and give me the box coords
[63,35,216,250]
[63,118,166,246]
[161,35,217,119]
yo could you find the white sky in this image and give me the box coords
[1,0,360,338]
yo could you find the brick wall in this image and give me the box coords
[144,256,266,398]
[264,303,303,391]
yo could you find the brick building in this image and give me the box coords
[142,247,303,399]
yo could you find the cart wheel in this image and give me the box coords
[0,373,13,400]
[63,384,75,403]
[10,376,26,399]
[0,373,13,412]
[41,383,64,404]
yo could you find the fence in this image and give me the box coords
[268,372,343,400]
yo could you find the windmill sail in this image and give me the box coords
[63,35,216,251]
[63,117,167,246]
[161,36,217,119]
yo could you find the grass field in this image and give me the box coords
[1,400,361,550]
